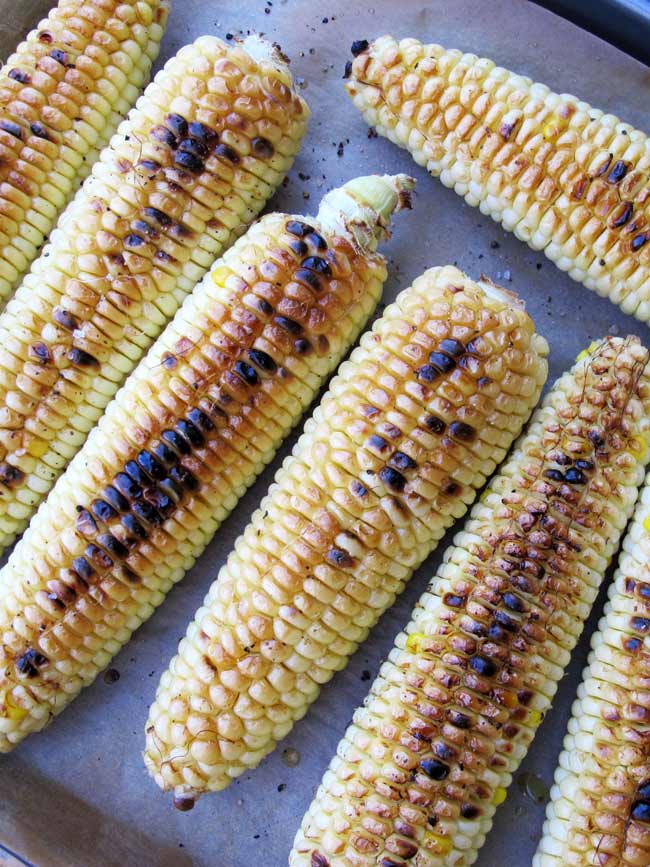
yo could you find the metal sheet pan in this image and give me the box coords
[1,1,649,864]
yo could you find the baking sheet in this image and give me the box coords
[1,1,650,865]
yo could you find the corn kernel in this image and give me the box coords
[528,709,543,728]
[211,266,231,287]
[406,632,427,654]
[576,341,599,363]
[643,516,650,533]
[5,693,27,721]
[427,834,453,855]
[492,786,507,806]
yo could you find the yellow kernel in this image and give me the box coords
[406,632,426,654]
[428,834,453,855]
[643,516,650,533]
[528,709,543,728]
[211,265,231,287]
[492,786,507,806]
[576,341,599,363]
[4,693,27,721]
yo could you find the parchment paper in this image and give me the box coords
[1,1,649,865]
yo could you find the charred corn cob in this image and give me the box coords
[0,0,169,299]
[0,34,308,556]
[291,336,650,867]
[535,475,650,867]
[346,36,650,323]
[0,172,411,751]
[144,265,549,807]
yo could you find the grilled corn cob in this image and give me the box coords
[0,172,411,751]
[346,36,650,323]
[0,34,308,556]
[535,476,650,867]
[144,265,549,807]
[0,0,169,299]
[291,336,650,867]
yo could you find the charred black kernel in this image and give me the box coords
[494,609,518,631]
[351,39,369,55]
[295,338,312,355]
[379,860,403,867]
[544,468,565,482]
[638,782,650,800]
[121,513,147,540]
[425,415,446,433]
[343,60,353,79]
[38,30,53,43]
[417,365,439,383]
[85,543,112,570]
[234,360,259,386]
[477,376,492,388]
[311,853,330,867]
[97,533,129,559]
[162,352,177,370]
[169,465,199,491]
[611,201,633,228]
[72,556,94,582]
[153,442,178,467]
[503,592,524,613]
[588,429,605,448]
[133,219,159,239]
[443,593,466,608]
[564,467,587,485]
[162,429,191,455]
[159,476,183,500]
[125,460,149,487]
[460,804,480,819]
[469,656,497,677]
[137,450,166,481]
[443,480,459,496]
[178,137,208,158]
[275,315,303,335]
[327,548,354,568]
[257,298,273,316]
[125,233,145,248]
[177,419,204,448]
[429,351,456,372]
[16,649,48,677]
[302,256,332,276]
[30,121,50,140]
[625,637,642,652]
[640,584,650,599]
[488,623,507,641]
[49,49,69,65]
[450,421,476,442]
[607,160,629,184]
[446,710,471,729]
[295,268,322,291]
[439,338,465,356]
[420,758,449,780]
[379,466,406,492]
[0,463,24,487]
[249,348,277,373]
[132,501,163,526]
[188,121,218,145]
[75,508,97,536]
[150,125,178,148]
[0,119,22,139]
[103,486,128,513]
[9,68,30,83]
[174,150,204,173]
[390,451,417,471]
[631,801,650,823]
[632,233,649,251]
[631,616,650,632]
[68,348,99,368]
[286,220,313,237]
[165,113,188,138]
[143,488,174,516]
[306,232,327,251]
[144,206,172,227]
[368,434,389,452]
[351,480,367,497]
[252,136,274,158]
[363,405,379,417]
[53,308,78,331]
[187,408,214,432]
[215,143,240,163]
[289,239,308,256]
[114,472,142,500]
[432,741,456,761]
[137,158,161,173]
[575,459,594,470]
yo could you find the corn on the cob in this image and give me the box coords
[0,172,411,751]
[0,0,170,299]
[144,265,549,808]
[290,336,650,867]
[0,34,308,557]
[346,36,650,324]
[535,475,650,867]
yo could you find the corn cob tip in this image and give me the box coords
[317,174,415,251]
[240,33,292,73]
[478,275,525,310]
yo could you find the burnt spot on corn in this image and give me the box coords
[310,853,330,867]
[389,451,417,471]
[610,201,633,228]
[631,801,650,823]
[286,220,314,237]
[215,143,240,164]
[607,160,629,184]
[30,122,51,141]
[632,233,649,252]
[351,39,369,56]
[327,548,354,568]
[368,434,389,453]
[16,648,48,677]
[0,462,24,488]
[0,119,22,140]
[276,315,303,335]
[68,348,99,368]
[30,342,52,363]
[53,308,79,332]
[426,415,446,433]
[234,360,259,386]
[449,421,476,443]
[379,466,406,492]
[8,68,31,84]
[420,758,449,779]
[252,137,274,158]
[302,256,332,277]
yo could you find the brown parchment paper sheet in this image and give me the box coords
[1,1,650,865]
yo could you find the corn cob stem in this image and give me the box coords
[535,474,650,866]
[144,265,548,808]
[0,0,170,299]
[346,36,650,323]
[291,336,650,867]
[0,34,309,556]
[0,172,411,751]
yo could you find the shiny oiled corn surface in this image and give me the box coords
[535,477,650,867]
[346,36,650,323]
[0,0,169,299]
[291,336,650,867]
[144,265,549,807]
[0,34,308,556]
[0,172,411,751]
